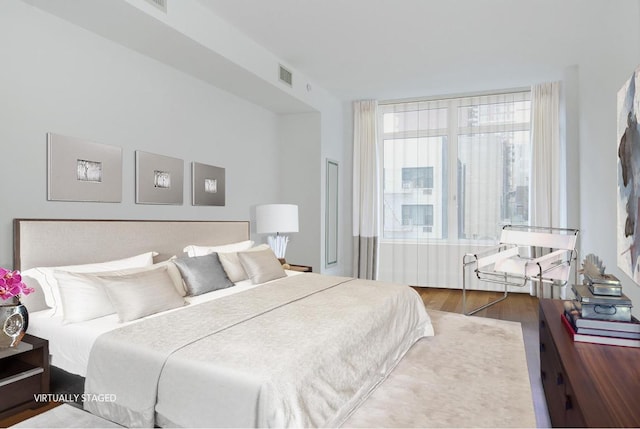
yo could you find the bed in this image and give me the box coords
[14,219,433,428]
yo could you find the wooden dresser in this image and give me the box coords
[539,299,640,427]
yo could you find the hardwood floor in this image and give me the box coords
[415,286,539,322]
[414,287,550,428]
[0,402,60,428]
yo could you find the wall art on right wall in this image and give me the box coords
[617,65,640,285]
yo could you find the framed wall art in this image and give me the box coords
[617,65,640,285]
[192,162,225,206]
[135,151,184,205]
[47,133,122,202]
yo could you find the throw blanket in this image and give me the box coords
[84,274,433,427]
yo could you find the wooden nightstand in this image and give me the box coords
[286,264,312,273]
[0,334,50,420]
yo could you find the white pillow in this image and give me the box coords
[23,251,157,316]
[59,260,186,298]
[54,271,117,324]
[218,244,270,283]
[19,273,50,313]
[55,265,187,324]
[183,240,254,257]
[101,266,187,322]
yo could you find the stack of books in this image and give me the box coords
[563,301,640,347]
[561,254,639,347]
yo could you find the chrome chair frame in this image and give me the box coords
[462,225,579,316]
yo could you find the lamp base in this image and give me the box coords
[267,235,289,259]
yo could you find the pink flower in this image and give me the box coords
[0,268,34,301]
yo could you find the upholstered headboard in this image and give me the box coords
[14,219,250,270]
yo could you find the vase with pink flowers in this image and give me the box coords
[0,268,34,348]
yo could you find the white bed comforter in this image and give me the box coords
[26,276,278,377]
[84,274,433,428]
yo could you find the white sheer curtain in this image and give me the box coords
[529,81,563,298]
[378,92,532,291]
[530,82,561,228]
[352,100,380,280]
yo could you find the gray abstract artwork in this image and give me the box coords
[617,66,640,284]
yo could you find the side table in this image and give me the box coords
[286,264,313,273]
[0,334,50,420]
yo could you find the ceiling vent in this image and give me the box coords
[279,65,293,87]
[143,0,167,13]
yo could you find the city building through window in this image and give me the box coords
[380,90,531,243]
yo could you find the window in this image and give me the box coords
[380,91,531,242]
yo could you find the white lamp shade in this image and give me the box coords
[256,204,299,234]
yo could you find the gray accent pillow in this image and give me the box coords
[100,266,187,322]
[173,253,234,296]
[237,248,286,284]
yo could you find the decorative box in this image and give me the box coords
[572,284,632,322]
[583,272,622,296]
[587,282,623,297]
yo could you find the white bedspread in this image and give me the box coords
[84,274,433,428]
[26,272,298,376]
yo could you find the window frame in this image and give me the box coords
[379,90,531,244]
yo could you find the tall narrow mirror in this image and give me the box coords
[326,159,339,266]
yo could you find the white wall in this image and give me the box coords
[320,100,350,276]
[1,0,350,278]
[0,1,282,268]
[577,1,640,315]
[277,113,322,270]
[276,106,349,275]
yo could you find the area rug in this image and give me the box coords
[343,310,536,428]
[11,403,121,428]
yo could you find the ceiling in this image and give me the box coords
[198,0,615,101]
[26,0,632,107]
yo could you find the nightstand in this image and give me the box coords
[0,334,50,420]
[286,264,312,273]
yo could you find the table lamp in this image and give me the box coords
[256,204,299,260]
